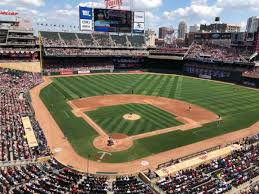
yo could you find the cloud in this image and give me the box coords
[163,4,222,20]
[133,0,163,10]
[145,11,160,21]
[56,9,78,17]
[199,19,208,24]
[78,1,105,8]
[16,7,39,15]
[191,0,208,5]
[0,0,45,7]
[141,11,162,30]
[217,0,259,10]
[163,0,222,24]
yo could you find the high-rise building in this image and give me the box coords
[158,27,174,39]
[246,16,259,33]
[145,29,157,47]
[200,23,240,33]
[189,24,199,33]
[178,21,187,39]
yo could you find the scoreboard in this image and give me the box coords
[79,7,144,34]
[94,8,132,33]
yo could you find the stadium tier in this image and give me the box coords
[185,42,248,63]
[0,20,38,61]
[40,31,146,49]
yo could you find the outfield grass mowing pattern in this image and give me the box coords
[86,103,182,136]
[40,74,259,162]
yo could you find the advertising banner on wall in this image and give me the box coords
[133,11,145,33]
[79,6,93,31]
[133,22,145,33]
[194,33,232,40]
[134,11,145,23]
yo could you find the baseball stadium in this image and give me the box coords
[0,0,259,193]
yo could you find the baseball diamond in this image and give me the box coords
[39,73,259,163]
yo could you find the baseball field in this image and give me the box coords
[40,74,259,163]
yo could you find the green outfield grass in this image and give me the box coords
[86,103,182,136]
[40,74,259,163]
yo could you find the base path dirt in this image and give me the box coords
[30,76,259,175]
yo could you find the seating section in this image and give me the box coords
[127,35,145,48]
[59,32,84,47]
[44,48,149,57]
[156,143,259,194]
[1,158,153,194]
[93,34,113,47]
[0,69,49,162]
[77,33,96,47]
[111,35,128,47]
[41,31,65,47]
[185,43,246,63]
[40,31,146,48]
[78,176,108,193]
[113,176,154,194]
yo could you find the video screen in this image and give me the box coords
[94,8,132,33]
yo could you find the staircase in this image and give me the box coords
[107,178,115,194]
[91,34,99,47]
[249,52,258,61]
[75,33,84,47]
[126,35,132,48]
[57,32,66,46]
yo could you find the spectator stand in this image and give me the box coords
[0,68,50,166]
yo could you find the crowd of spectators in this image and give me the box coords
[44,48,149,57]
[111,35,130,47]
[113,176,154,194]
[185,43,247,63]
[0,68,49,162]
[155,135,259,194]
[0,159,109,194]
[40,31,146,49]
[1,157,154,194]
[94,34,114,47]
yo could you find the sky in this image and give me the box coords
[0,0,259,32]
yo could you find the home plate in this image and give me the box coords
[54,148,62,153]
[141,160,150,166]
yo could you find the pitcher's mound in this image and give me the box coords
[123,114,141,121]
